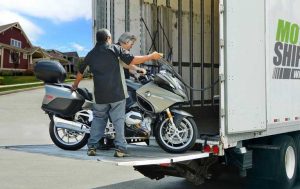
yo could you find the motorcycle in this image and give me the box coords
[34,59,198,153]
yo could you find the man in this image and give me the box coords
[72,29,161,157]
[117,32,147,79]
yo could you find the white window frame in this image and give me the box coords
[10,39,22,48]
[23,53,27,59]
[9,51,20,64]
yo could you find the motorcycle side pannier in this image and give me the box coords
[34,60,66,83]
[42,84,85,117]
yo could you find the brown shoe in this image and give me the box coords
[87,147,96,156]
[114,149,130,158]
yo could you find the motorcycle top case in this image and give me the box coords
[34,60,66,83]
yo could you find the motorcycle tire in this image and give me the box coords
[155,116,198,153]
[49,120,89,150]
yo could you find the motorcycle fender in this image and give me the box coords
[171,109,193,117]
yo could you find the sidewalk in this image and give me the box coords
[0,79,76,95]
[0,82,43,88]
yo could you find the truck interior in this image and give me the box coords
[138,0,221,139]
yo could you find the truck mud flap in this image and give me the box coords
[247,144,280,179]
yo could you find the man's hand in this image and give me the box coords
[150,52,163,60]
[71,83,78,91]
[137,68,147,75]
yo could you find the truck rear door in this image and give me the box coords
[224,0,267,134]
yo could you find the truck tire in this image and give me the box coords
[271,135,297,189]
[290,132,300,179]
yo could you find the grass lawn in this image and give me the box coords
[1,76,39,85]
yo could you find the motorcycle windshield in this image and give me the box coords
[156,59,188,99]
[158,58,185,89]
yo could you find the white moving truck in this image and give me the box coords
[92,0,300,188]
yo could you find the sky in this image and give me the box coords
[0,0,92,57]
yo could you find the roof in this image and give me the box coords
[47,50,69,64]
[63,51,79,58]
[0,22,33,47]
[25,46,51,58]
[0,23,17,33]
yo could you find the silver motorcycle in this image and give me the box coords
[34,59,198,153]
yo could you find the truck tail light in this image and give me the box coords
[203,145,211,153]
[212,145,219,155]
[203,144,220,155]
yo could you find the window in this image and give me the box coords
[23,53,27,59]
[10,39,22,48]
[9,51,20,64]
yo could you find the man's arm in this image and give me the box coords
[72,72,84,90]
[129,52,162,65]
[72,55,89,90]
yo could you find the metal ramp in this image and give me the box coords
[3,144,209,166]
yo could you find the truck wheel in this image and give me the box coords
[290,132,300,179]
[271,135,297,189]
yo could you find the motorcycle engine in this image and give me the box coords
[125,111,143,125]
[125,111,151,137]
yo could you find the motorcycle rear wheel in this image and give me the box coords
[49,120,89,150]
[155,117,197,153]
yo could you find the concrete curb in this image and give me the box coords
[0,86,44,96]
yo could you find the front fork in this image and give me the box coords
[165,108,177,130]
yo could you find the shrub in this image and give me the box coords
[0,70,13,76]
[0,76,3,85]
[23,70,34,76]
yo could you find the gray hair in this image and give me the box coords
[118,32,137,44]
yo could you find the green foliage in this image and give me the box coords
[0,70,14,76]
[0,76,4,85]
[22,70,34,76]
[2,76,39,85]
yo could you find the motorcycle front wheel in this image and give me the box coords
[49,120,90,150]
[155,116,198,153]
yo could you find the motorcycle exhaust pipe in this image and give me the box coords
[53,116,90,133]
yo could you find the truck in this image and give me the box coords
[92,0,300,188]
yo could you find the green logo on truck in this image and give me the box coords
[273,19,300,79]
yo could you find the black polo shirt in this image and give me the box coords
[79,42,134,104]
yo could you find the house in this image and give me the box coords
[0,22,76,74]
[0,22,33,72]
[63,51,80,73]
[46,49,72,73]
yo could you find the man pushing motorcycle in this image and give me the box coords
[72,29,162,157]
